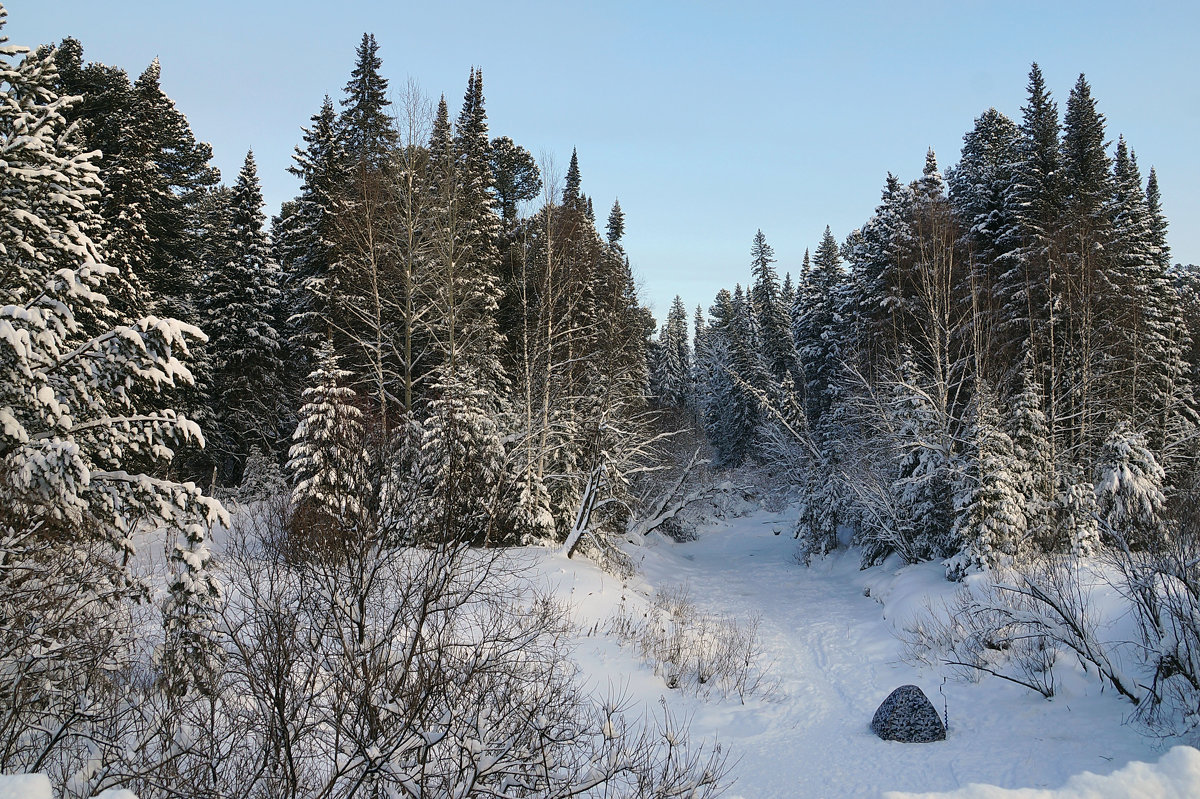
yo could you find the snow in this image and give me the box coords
[520,502,1186,797]
[0,775,50,799]
[885,746,1200,798]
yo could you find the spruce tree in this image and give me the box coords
[1,20,224,716]
[1008,357,1055,548]
[700,289,757,465]
[650,296,690,408]
[1060,72,1114,458]
[1094,421,1166,550]
[606,198,625,244]
[796,227,845,427]
[996,63,1061,404]
[749,229,797,388]
[339,32,396,170]
[889,352,954,562]
[950,108,1021,382]
[951,388,1027,574]
[563,147,582,207]
[288,341,369,525]
[202,151,285,481]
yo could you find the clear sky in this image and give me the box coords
[9,0,1199,325]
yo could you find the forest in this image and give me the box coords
[3,0,1200,795]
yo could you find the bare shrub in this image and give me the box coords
[179,504,733,798]
[608,585,772,703]
[1106,529,1200,736]
[904,558,1143,706]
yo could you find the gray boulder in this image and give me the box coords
[871,684,946,743]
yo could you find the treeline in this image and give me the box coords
[655,65,1200,574]
[47,32,657,548]
[0,7,730,793]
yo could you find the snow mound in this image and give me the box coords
[884,746,1200,798]
[0,776,137,799]
[0,775,51,799]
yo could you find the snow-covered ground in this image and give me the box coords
[523,503,1197,797]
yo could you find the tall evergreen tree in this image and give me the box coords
[490,134,541,224]
[795,227,845,427]
[339,33,396,170]
[203,151,285,481]
[288,341,369,525]
[749,229,797,388]
[606,198,625,245]
[651,296,690,408]
[996,63,1062,407]
[700,289,757,465]
[1059,72,1114,458]
[951,387,1027,573]
[563,147,582,207]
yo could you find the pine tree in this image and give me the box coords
[490,135,541,224]
[202,151,285,481]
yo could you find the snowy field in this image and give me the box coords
[523,503,1198,797]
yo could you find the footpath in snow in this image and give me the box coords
[527,503,1192,797]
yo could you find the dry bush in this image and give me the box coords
[608,584,772,703]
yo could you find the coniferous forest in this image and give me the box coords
[5,2,1200,796]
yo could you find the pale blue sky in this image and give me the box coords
[10,0,1199,323]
